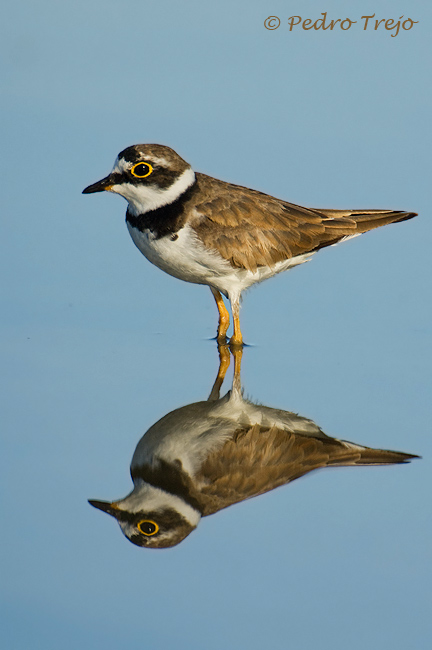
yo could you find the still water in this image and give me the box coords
[3,303,428,650]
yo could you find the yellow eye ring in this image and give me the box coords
[137,519,159,536]
[130,162,153,178]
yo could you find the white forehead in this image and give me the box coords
[112,154,171,174]
[112,157,131,173]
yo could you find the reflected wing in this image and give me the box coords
[190,174,415,273]
[195,424,416,515]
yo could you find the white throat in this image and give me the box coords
[110,167,196,216]
[116,482,201,527]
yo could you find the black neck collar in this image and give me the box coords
[131,459,203,515]
[126,181,197,239]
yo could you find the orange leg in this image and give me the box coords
[229,297,243,347]
[232,345,243,394]
[210,287,230,342]
[208,343,231,401]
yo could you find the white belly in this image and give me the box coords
[127,222,314,301]
[127,222,233,285]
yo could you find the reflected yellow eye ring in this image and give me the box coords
[137,519,159,536]
[131,162,153,178]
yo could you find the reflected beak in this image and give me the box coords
[88,499,120,517]
[82,175,115,194]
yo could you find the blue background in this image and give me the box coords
[2,1,431,648]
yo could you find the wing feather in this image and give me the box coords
[187,174,416,272]
[194,424,416,516]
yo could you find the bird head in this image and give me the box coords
[82,144,195,216]
[88,483,201,549]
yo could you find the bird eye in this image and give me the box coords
[130,162,153,178]
[137,519,159,536]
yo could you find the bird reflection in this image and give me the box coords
[89,347,418,549]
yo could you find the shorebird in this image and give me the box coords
[83,144,416,345]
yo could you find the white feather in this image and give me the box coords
[109,167,196,216]
[127,221,314,304]
[116,483,201,527]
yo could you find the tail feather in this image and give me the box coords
[319,209,417,234]
[326,440,419,468]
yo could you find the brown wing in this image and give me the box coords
[189,174,416,272]
[194,424,416,516]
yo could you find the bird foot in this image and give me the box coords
[229,336,244,349]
